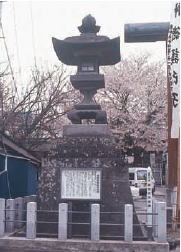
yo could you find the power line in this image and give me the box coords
[0,1,7,35]
[12,1,22,83]
[0,2,5,38]
[29,2,37,69]
[0,19,20,100]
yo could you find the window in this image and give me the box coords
[129,173,135,180]
[137,170,147,180]
[81,64,94,72]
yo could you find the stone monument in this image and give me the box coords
[37,15,142,239]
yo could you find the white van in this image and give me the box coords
[128,167,155,196]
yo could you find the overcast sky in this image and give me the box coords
[0,0,172,85]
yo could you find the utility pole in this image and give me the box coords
[0,1,4,133]
[0,1,4,38]
[124,2,180,231]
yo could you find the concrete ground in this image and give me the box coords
[153,186,180,252]
[133,186,180,252]
[175,246,180,252]
[0,237,169,252]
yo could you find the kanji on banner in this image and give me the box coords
[167,2,180,138]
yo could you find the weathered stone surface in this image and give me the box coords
[0,198,5,237]
[37,136,143,239]
[63,125,112,137]
[26,202,37,239]
[0,237,169,252]
[38,136,123,210]
[53,15,120,125]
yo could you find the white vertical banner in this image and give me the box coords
[167,2,180,138]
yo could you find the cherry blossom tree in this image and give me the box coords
[97,54,167,151]
[0,54,167,152]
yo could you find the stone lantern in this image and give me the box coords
[52,14,120,135]
[37,15,143,239]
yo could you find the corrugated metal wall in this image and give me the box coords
[0,155,38,199]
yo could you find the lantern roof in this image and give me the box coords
[52,15,120,66]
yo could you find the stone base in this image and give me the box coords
[0,237,169,252]
[37,136,143,239]
[63,124,112,136]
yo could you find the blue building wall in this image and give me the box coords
[0,155,38,199]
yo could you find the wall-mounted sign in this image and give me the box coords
[61,169,101,200]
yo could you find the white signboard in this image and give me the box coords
[150,153,155,167]
[147,167,153,226]
[61,169,101,200]
[167,2,180,138]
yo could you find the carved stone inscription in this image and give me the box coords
[61,169,101,200]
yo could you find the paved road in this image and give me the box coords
[133,186,180,252]
[133,186,166,222]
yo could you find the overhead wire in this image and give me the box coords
[0,16,20,100]
[0,1,5,21]
[12,1,22,85]
[0,1,22,199]
[29,1,37,69]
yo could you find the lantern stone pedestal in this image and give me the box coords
[37,133,143,238]
[63,124,112,137]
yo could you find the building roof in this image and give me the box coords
[0,132,40,165]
